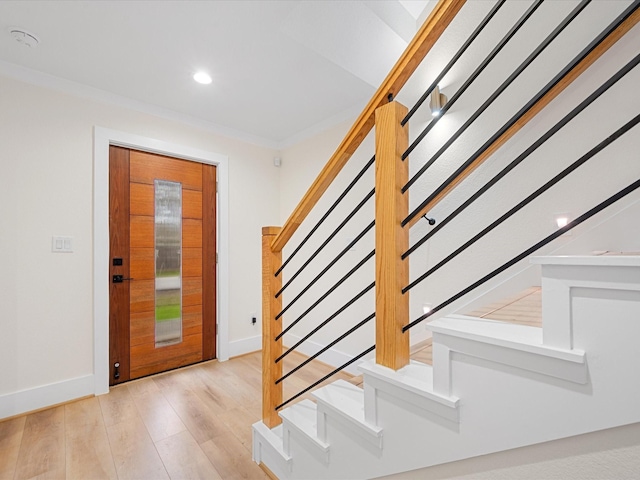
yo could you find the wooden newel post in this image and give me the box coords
[262,226,283,427]
[374,101,410,370]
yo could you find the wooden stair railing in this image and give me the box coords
[261,0,465,427]
[261,0,640,429]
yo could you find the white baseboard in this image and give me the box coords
[0,374,95,419]
[229,334,262,358]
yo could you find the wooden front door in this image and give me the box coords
[109,146,217,385]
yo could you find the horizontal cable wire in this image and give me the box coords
[276,189,375,298]
[275,155,375,277]
[401,0,507,127]
[276,345,376,411]
[404,176,640,332]
[403,113,640,293]
[275,281,375,352]
[277,250,375,338]
[275,223,374,320]
[401,0,544,163]
[402,0,589,187]
[403,0,640,226]
[275,313,375,386]
[403,52,640,260]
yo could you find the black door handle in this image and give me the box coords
[112,275,134,283]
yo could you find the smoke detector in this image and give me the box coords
[10,28,40,48]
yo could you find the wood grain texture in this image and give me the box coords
[130,247,154,280]
[155,430,223,479]
[129,182,154,216]
[0,415,25,479]
[271,0,466,252]
[130,149,202,191]
[405,8,640,229]
[130,333,203,380]
[375,102,410,370]
[262,227,283,427]
[65,398,118,480]
[6,351,346,480]
[183,247,203,277]
[129,215,154,248]
[202,164,217,360]
[130,391,187,443]
[184,189,203,219]
[184,219,203,248]
[106,416,170,480]
[109,145,131,385]
[13,406,66,479]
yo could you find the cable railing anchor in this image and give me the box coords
[422,214,436,225]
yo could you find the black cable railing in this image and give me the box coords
[267,0,638,418]
[275,156,375,278]
[276,189,374,298]
[402,0,590,187]
[276,281,375,357]
[275,224,374,321]
[402,52,640,261]
[276,342,376,411]
[402,0,639,226]
[277,250,375,340]
[401,0,507,127]
[276,313,375,387]
[401,0,544,162]
[403,175,640,332]
[404,113,640,293]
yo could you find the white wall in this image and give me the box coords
[0,73,280,415]
[275,2,640,366]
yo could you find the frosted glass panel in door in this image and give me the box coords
[154,180,182,346]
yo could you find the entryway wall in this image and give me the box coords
[0,71,281,418]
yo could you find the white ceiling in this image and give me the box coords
[0,0,433,147]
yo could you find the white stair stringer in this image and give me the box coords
[252,255,640,479]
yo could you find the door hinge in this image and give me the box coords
[216,253,219,264]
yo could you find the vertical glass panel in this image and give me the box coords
[154,180,182,347]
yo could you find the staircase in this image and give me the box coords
[253,254,640,479]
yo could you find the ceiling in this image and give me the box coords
[0,0,434,147]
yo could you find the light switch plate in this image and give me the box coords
[52,236,73,253]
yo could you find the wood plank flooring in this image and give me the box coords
[0,350,351,480]
[1,289,543,479]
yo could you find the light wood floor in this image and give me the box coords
[0,350,352,480]
[0,289,542,479]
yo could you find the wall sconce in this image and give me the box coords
[429,85,448,117]
[423,303,432,315]
[554,213,572,236]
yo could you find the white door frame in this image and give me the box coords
[93,127,230,395]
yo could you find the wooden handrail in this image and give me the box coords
[404,7,640,229]
[271,0,466,253]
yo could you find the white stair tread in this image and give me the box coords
[531,254,640,267]
[359,360,458,408]
[279,399,329,452]
[252,422,291,462]
[429,315,584,363]
[313,379,382,439]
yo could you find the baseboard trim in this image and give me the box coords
[0,374,95,420]
[229,334,262,358]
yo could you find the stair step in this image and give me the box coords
[312,379,382,448]
[429,315,586,383]
[251,422,292,477]
[359,359,459,422]
[279,399,329,461]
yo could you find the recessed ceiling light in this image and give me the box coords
[193,72,212,85]
[10,28,40,48]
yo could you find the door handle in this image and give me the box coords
[112,275,134,283]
